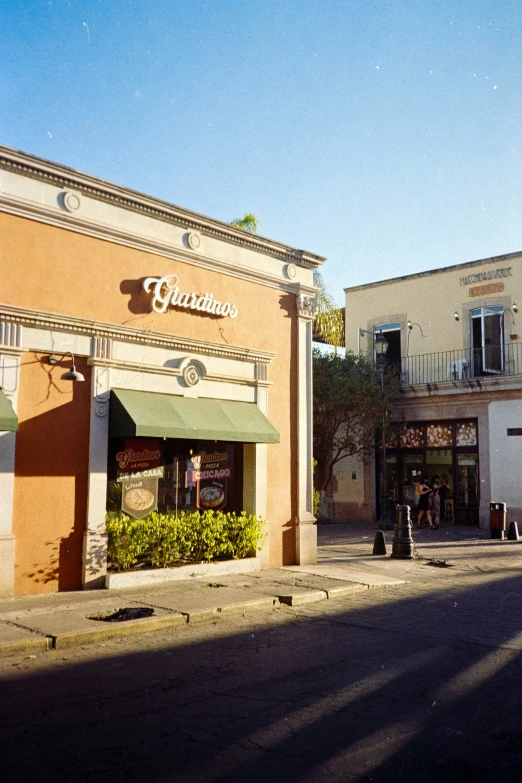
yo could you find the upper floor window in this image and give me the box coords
[374,322,401,366]
[471,306,504,376]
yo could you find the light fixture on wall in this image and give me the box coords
[513,303,518,314]
[454,312,460,321]
[48,352,85,382]
[407,321,425,337]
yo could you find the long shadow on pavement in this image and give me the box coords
[2,571,522,782]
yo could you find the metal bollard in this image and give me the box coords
[391,504,414,559]
[373,530,387,555]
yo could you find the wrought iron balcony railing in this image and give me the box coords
[398,342,522,387]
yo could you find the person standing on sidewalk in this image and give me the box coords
[417,477,432,528]
[428,475,441,529]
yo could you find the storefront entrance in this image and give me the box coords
[378,419,479,525]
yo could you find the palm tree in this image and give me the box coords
[230,213,259,234]
[313,270,344,352]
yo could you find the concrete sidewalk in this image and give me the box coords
[1,521,519,656]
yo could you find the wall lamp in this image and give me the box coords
[513,303,518,314]
[454,312,460,321]
[407,320,425,336]
[48,352,85,382]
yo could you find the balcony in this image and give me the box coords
[399,342,522,388]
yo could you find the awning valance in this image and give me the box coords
[109,389,280,444]
[0,389,18,432]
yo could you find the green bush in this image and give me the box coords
[105,509,266,572]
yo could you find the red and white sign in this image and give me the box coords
[191,450,230,511]
[116,439,162,471]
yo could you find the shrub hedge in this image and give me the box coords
[106,509,266,572]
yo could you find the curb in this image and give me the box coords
[0,582,369,657]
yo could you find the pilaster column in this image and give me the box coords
[243,363,270,567]
[295,293,317,564]
[0,323,23,597]
[82,351,111,589]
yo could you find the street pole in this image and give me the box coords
[375,332,394,531]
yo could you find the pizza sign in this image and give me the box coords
[116,439,162,471]
[191,450,229,512]
[121,477,158,520]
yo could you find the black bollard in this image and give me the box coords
[373,530,387,555]
[508,521,520,541]
[391,504,414,559]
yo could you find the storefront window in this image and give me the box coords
[379,419,478,524]
[399,425,425,448]
[456,421,477,447]
[426,424,452,447]
[106,438,243,518]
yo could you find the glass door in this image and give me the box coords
[456,453,479,524]
[401,453,425,511]
[471,306,504,376]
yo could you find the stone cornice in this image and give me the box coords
[0,304,277,365]
[344,250,522,294]
[0,146,325,270]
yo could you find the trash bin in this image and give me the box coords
[490,502,507,540]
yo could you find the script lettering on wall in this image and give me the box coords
[143,274,238,318]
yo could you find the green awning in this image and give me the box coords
[0,389,18,431]
[109,389,280,443]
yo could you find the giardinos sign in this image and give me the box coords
[143,274,239,318]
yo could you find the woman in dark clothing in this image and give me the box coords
[428,476,441,529]
[417,477,432,527]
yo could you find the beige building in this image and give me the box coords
[331,251,522,528]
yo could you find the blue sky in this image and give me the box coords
[2,0,522,301]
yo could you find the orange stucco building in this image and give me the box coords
[0,147,322,596]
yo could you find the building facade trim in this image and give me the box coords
[0,146,325,271]
[0,304,277,365]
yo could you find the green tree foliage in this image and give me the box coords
[313,270,344,351]
[313,348,401,493]
[230,213,259,233]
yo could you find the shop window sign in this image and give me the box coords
[190,450,231,511]
[116,439,163,519]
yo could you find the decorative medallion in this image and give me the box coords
[284,263,297,280]
[187,232,201,250]
[182,362,201,387]
[61,190,81,213]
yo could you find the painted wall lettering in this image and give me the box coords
[460,267,512,286]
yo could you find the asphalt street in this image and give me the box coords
[1,525,522,782]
